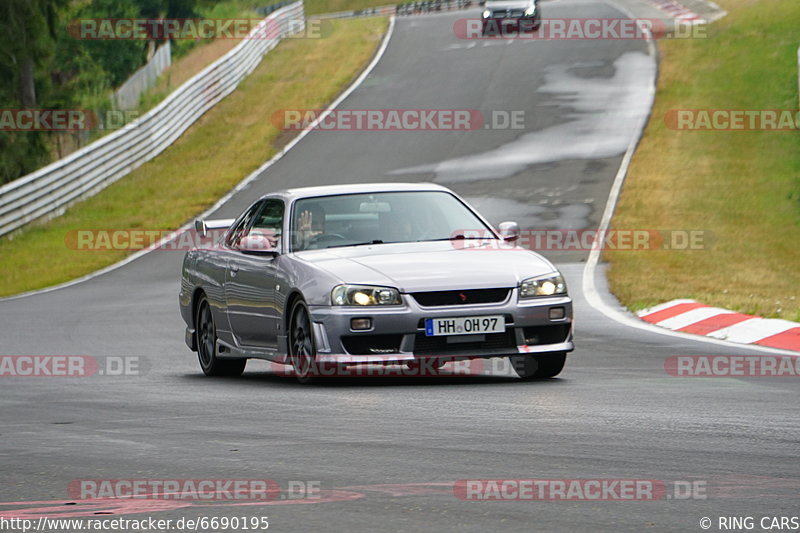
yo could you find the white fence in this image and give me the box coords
[316,4,395,19]
[113,41,172,111]
[0,1,304,238]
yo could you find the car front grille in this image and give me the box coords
[411,288,510,307]
[413,330,516,355]
[490,9,525,18]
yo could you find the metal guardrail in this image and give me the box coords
[315,0,472,19]
[394,0,473,16]
[315,4,396,19]
[256,0,296,16]
[113,41,172,111]
[0,1,305,239]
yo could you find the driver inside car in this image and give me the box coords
[295,203,327,250]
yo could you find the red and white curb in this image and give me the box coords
[637,300,800,353]
[644,0,706,24]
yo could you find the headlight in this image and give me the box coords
[519,273,567,298]
[524,5,536,15]
[482,9,491,18]
[332,285,402,306]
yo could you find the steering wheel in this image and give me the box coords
[308,233,348,247]
[414,228,437,241]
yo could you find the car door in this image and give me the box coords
[225,199,284,349]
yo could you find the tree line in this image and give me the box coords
[0,0,199,185]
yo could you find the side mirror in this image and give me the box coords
[498,221,520,242]
[238,232,279,255]
[195,218,235,238]
[194,219,207,238]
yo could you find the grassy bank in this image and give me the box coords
[137,40,240,114]
[607,0,800,320]
[305,0,394,15]
[0,17,388,298]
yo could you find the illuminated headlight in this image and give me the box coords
[519,273,567,298]
[482,9,491,18]
[332,285,402,306]
[524,5,536,15]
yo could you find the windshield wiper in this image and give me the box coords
[420,235,492,242]
[325,240,384,249]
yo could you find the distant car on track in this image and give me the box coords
[481,0,541,34]
[179,183,573,382]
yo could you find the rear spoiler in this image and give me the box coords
[194,218,235,238]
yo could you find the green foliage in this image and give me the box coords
[0,0,205,185]
[73,0,146,87]
[0,0,66,183]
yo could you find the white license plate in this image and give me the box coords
[424,315,505,337]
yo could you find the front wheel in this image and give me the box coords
[510,352,566,379]
[288,299,318,384]
[196,295,246,377]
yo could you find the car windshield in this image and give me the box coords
[291,191,494,251]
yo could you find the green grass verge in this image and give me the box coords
[0,17,388,298]
[304,0,394,15]
[607,0,800,320]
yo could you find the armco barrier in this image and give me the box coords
[112,41,172,111]
[315,0,472,19]
[0,1,304,238]
[315,4,395,19]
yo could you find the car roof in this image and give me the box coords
[264,182,452,202]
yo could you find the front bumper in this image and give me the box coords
[482,14,541,30]
[307,288,573,365]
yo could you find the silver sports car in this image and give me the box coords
[179,183,573,382]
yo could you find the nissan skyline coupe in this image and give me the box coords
[179,183,574,382]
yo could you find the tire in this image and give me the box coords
[510,352,566,379]
[288,299,318,384]
[195,295,246,377]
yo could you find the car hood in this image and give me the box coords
[484,0,533,10]
[297,241,556,293]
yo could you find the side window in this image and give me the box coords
[225,201,264,247]
[248,200,284,247]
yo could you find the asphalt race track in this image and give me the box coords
[1,2,798,532]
